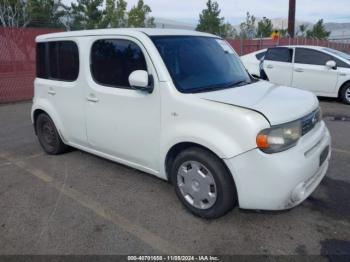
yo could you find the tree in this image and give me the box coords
[115,0,127,27]
[0,0,30,27]
[127,0,154,28]
[27,0,66,28]
[279,28,288,37]
[220,22,237,38]
[70,0,104,30]
[257,17,272,38]
[196,0,223,35]
[239,12,256,39]
[306,19,330,39]
[298,23,307,37]
[101,0,127,28]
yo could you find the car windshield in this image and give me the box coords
[151,36,251,93]
[323,47,350,61]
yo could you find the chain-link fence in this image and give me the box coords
[1,27,350,103]
[0,28,62,103]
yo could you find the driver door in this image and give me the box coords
[292,48,338,94]
[83,36,161,171]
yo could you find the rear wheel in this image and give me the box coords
[340,83,350,105]
[171,147,237,218]
[35,113,68,155]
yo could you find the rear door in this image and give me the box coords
[263,47,294,86]
[292,48,338,94]
[36,40,87,146]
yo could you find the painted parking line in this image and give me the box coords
[0,152,182,254]
[0,152,44,168]
[333,148,350,155]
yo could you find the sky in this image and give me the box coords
[62,0,350,25]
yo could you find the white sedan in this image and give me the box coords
[241,46,350,104]
[241,49,267,78]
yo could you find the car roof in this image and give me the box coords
[274,45,326,50]
[36,28,216,41]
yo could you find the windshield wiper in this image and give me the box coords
[184,79,251,94]
[184,82,234,93]
[230,80,251,87]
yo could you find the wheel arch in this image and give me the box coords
[338,80,350,98]
[165,142,232,182]
[164,141,239,206]
[31,102,66,141]
[33,109,46,134]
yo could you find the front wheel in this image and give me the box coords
[340,83,350,105]
[171,147,237,218]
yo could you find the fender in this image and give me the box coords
[159,121,260,180]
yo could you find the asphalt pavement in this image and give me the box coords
[0,99,349,257]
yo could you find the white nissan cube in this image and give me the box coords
[32,29,331,218]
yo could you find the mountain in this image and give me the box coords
[268,18,312,30]
[154,18,196,30]
[324,23,350,39]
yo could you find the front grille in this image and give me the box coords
[301,109,321,136]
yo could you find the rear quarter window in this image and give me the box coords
[36,41,79,81]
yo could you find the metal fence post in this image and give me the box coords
[240,38,243,56]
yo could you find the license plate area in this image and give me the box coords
[320,146,329,166]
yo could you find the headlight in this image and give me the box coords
[256,120,301,153]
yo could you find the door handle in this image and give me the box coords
[48,88,56,95]
[86,94,99,103]
[266,64,274,69]
[295,68,304,73]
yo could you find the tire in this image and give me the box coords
[35,113,68,155]
[340,83,350,105]
[170,147,237,218]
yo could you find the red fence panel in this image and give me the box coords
[0,28,62,103]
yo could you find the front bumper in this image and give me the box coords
[224,121,331,210]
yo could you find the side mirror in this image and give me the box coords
[128,70,153,93]
[326,60,337,69]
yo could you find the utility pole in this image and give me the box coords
[288,0,296,37]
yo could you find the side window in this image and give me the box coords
[36,43,48,78]
[90,39,147,88]
[265,48,293,63]
[255,51,266,61]
[295,48,331,66]
[48,41,79,81]
[36,41,79,81]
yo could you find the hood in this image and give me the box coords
[195,81,319,125]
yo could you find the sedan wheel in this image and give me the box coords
[346,87,350,103]
[340,84,350,105]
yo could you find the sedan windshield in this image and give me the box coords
[151,36,251,93]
